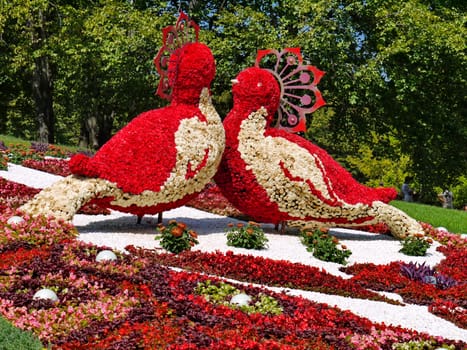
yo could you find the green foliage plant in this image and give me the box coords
[195,280,282,316]
[301,228,352,265]
[399,234,433,256]
[0,316,44,350]
[451,175,467,209]
[155,220,198,254]
[0,153,7,170]
[225,221,268,250]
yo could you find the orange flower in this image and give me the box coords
[171,227,184,237]
[227,223,234,227]
[177,222,187,230]
[189,230,198,238]
[246,228,254,235]
[237,223,244,228]
[341,244,347,250]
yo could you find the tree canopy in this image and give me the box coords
[0,0,465,203]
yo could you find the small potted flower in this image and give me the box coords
[399,233,433,256]
[225,221,268,249]
[155,220,198,254]
[300,227,351,265]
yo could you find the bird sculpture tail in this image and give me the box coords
[366,201,424,239]
[294,200,424,239]
[20,176,119,222]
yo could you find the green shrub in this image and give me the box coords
[225,221,268,250]
[301,228,352,265]
[452,175,467,209]
[399,235,433,256]
[155,220,198,254]
[0,316,44,349]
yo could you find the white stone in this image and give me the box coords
[96,250,117,262]
[230,293,251,306]
[33,288,58,302]
[7,216,25,225]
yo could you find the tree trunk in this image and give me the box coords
[98,111,115,146]
[32,55,55,144]
[78,115,99,150]
[78,111,114,150]
[30,9,55,144]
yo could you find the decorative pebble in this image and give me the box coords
[33,288,58,302]
[96,250,118,262]
[7,216,25,225]
[230,293,251,306]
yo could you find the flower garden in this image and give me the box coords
[0,143,466,349]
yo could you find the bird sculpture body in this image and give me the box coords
[214,66,423,239]
[21,39,225,221]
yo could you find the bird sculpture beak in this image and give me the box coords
[231,79,239,85]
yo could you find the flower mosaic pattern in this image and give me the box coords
[20,24,224,221]
[215,62,421,239]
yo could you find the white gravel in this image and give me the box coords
[1,163,466,342]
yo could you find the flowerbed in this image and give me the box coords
[0,209,465,349]
[0,149,466,348]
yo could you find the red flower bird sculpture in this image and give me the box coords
[21,13,225,222]
[214,48,423,239]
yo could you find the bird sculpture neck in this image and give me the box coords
[197,88,220,124]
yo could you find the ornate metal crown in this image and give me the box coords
[255,48,326,133]
[154,12,200,100]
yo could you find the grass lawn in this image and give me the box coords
[391,200,467,234]
[0,134,84,153]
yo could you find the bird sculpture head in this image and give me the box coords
[154,12,215,104]
[168,42,216,104]
[232,67,281,124]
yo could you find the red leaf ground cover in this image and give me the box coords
[126,246,400,304]
[22,158,72,177]
[341,251,467,329]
